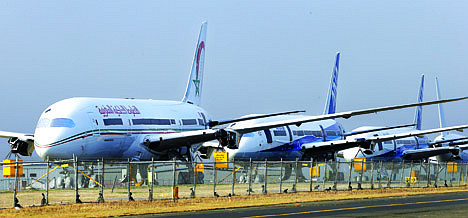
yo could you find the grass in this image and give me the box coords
[1,185,468,217]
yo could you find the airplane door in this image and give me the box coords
[121,118,133,153]
[87,112,100,136]
[85,112,100,156]
[414,136,420,149]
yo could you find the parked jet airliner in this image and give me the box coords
[214,59,468,165]
[432,77,468,162]
[1,23,467,162]
[338,75,468,162]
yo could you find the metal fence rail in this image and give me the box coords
[1,159,467,208]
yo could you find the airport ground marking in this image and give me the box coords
[243,197,468,218]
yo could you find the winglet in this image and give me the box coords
[413,74,424,130]
[323,52,340,115]
[435,77,447,137]
[182,22,207,106]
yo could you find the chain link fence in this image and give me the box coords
[1,159,467,208]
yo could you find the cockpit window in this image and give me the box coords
[37,118,50,128]
[49,118,76,128]
[242,133,255,137]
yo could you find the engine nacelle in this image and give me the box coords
[8,137,34,156]
[214,129,239,149]
[363,149,374,155]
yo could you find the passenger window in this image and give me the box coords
[182,119,197,125]
[103,118,123,126]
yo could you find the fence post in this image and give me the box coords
[417,160,422,188]
[248,159,253,195]
[127,158,131,201]
[150,157,154,201]
[100,157,105,202]
[435,163,441,187]
[358,160,364,190]
[231,160,236,196]
[378,161,383,188]
[75,156,80,203]
[309,158,313,192]
[458,162,462,186]
[348,160,353,190]
[408,161,413,188]
[193,160,197,197]
[323,161,328,191]
[172,157,177,201]
[436,162,441,187]
[387,161,394,188]
[426,162,431,187]
[370,161,374,189]
[263,159,268,194]
[444,162,448,187]
[213,160,217,197]
[333,161,340,190]
[279,159,283,194]
[13,156,19,208]
[465,163,468,185]
[399,160,405,188]
[46,157,49,205]
[294,158,298,193]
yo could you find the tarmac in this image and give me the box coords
[127,191,468,218]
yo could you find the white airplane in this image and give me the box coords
[1,23,467,163]
[431,77,468,162]
[338,75,468,162]
[203,57,468,166]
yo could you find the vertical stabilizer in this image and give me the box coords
[323,52,340,115]
[413,74,424,130]
[182,22,207,106]
[435,77,447,137]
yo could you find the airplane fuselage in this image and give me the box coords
[340,126,430,162]
[34,97,212,161]
[224,115,345,161]
[433,133,468,162]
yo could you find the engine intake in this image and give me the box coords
[214,129,239,149]
[8,137,34,156]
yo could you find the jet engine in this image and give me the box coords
[8,137,34,156]
[214,129,239,149]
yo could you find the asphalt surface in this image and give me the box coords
[122,191,468,218]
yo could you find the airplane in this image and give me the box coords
[1,22,467,167]
[337,75,468,163]
[431,77,468,162]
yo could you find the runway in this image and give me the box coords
[132,191,468,218]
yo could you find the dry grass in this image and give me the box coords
[2,186,468,218]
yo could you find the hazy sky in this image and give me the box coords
[1,1,467,160]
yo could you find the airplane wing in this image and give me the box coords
[143,129,217,152]
[301,124,468,159]
[0,131,34,141]
[144,97,468,153]
[228,97,468,135]
[0,131,34,156]
[430,137,468,147]
[401,147,460,160]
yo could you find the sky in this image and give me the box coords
[0,1,467,161]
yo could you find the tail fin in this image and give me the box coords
[435,77,447,137]
[182,22,207,106]
[323,52,340,115]
[413,74,424,130]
